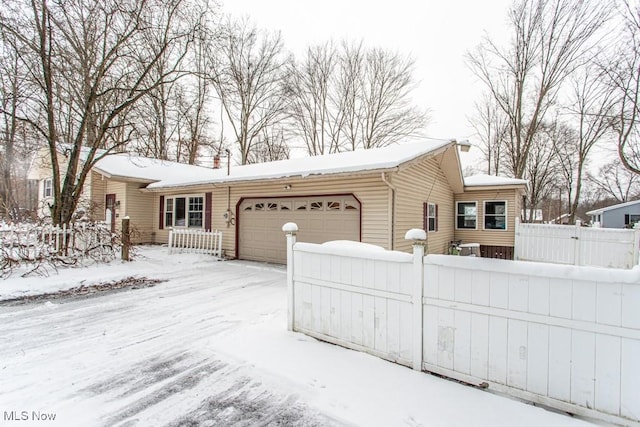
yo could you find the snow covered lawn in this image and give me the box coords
[0,247,595,426]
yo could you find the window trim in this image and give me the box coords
[425,202,438,232]
[483,200,508,231]
[43,178,53,198]
[164,194,205,228]
[625,213,640,227]
[456,201,477,230]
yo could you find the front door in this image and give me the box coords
[105,194,116,232]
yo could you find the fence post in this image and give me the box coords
[121,216,130,261]
[514,216,521,260]
[634,222,640,267]
[574,220,582,266]
[405,228,426,371]
[283,222,298,332]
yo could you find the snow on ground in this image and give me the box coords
[0,247,598,426]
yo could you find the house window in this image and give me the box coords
[425,202,437,232]
[625,214,640,228]
[165,198,174,226]
[165,195,204,228]
[484,201,507,230]
[43,179,52,198]
[456,202,477,229]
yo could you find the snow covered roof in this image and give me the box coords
[586,198,640,216]
[464,174,528,188]
[93,154,216,183]
[144,140,455,189]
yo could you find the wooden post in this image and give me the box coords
[121,216,130,261]
[405,228,426,371]
[282,222,298,331]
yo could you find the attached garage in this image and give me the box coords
[238,195,361,263]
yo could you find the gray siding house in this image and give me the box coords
[586,199,640,228]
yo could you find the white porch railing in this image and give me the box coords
[0,222,113,259]
[514,220,640,269]
[167,228,222,258]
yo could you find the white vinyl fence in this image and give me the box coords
[168,228,222,258]
[514,221,640,269]
[284,224,640,427]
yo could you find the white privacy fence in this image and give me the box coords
[288,240,418,368]
[514,221,640,269]
[168,228,222,258]
[284,224,640,427]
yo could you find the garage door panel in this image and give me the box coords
[239,195,360,263]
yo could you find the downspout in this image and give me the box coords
[381,172,397,250]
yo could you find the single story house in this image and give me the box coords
[30,141,527,263]
[586,199,640,228]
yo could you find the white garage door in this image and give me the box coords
[238,195,361,263]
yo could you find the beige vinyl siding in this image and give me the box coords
[152,173,390,259]
[90,172,107,221]
[219,174,389,259]
[393,157,455,254]
[106,181,127,233]
[454,188,521,247]
[125,183,155,243]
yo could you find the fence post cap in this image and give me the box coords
[404,228,427,242]
[282,222,298,233]
[123,216,130,220]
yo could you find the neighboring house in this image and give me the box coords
[31,141,527,263]
[586,199,640,228]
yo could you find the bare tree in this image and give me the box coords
[352,47,427,150]
[588,159,640,202]
[0,30,23,220]
[553,65,616,223]
[525,122,562,222]
[470,94,510,175]
[287,40,428,155]
[246,126,290,164]
[467,0,610,180]
[209,17,288,165]
[286,42,343,155]
[0,0,197,225]
[606,0,640,174]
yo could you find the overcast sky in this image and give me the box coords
[221,0,514,167]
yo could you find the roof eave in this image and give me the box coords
[462,184,527,192]
[141,166,403,193]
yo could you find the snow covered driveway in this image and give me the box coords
[0,248,595,426]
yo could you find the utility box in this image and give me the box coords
[459,243,480,257]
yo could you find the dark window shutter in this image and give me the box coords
[423,202,428,231]
[205,192,212,231]
[625,214,630,225]
[435,204,439,232]
[159,195,165,230]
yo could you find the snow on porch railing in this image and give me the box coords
[167,228,222,258]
